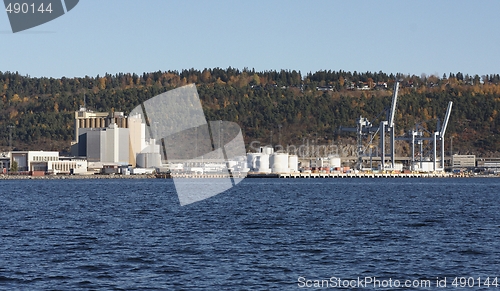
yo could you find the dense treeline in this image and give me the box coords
[1,68,499,156]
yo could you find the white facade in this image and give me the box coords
[11,151,59,172]
[329,156,341,168]
[128,113,161,167]
[48,160,88,174]
[169,163,184,172]
[100,123,130,164]
[413,161,438,172]
[131,168,155,175]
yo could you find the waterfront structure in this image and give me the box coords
[71,106,127,156]
[48,160,88,175]
[0,152,10,173]
[11,151,59,172]
[100,123,130,164]
[452,155,476,169]
[71,108,161,167]
[477,158,500,174]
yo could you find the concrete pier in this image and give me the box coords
[247,172,455,179]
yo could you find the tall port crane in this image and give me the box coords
[437,101,453,170]
[396,101,453,171]
[380,81,399,170]
[339,81,399,170]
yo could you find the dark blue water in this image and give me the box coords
[1,178,499,290]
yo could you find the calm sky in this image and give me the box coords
[1,0,499,78]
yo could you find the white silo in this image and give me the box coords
[271,153,289,173]
[260,146,274,155]
[247,153,261,171]
[256,154,270,173]
[288,155,299,172]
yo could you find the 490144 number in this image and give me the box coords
[452,277,498,288]
[5,2,53,14]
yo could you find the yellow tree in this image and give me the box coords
[201,69,212,83]
[99,77,106,90]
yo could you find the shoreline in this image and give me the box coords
[0,174,156,180]
[1,173,498,180]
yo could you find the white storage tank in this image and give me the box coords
[329,156,341,168]
[256,154,270,173]
[288,155,299,172]
[260,146,274,155]
[271,153,289,173]
[247,153,260,171]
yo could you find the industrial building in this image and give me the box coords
[246,147,299,174]
[73,107,127,145]
[11,151,59,172]
[476,158,500,174]
[48,160,88,175]
[71,107,161,169]
[452,155,476,169]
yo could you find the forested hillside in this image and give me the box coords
[1,68,499,156]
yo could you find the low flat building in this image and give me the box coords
[11,151,59,172]
[452,155,476,169]
[48,160,88,175]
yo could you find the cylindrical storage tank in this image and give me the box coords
[271,153,289,173]
[247,153,260,171]
[288,155,298,172]
[136,153,146,168]
[329,157,341,168]
[136,153,161,168]
[256,154,270,173]
[260,147,273,155]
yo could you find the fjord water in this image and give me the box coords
[1,178,499,290]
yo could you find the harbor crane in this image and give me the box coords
[380,81,399,170]
[396,101,453,171]
[339,81,399,170]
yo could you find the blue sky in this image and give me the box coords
[1,0,499,78]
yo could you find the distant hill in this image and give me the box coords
[0,68,499,156]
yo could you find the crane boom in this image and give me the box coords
[388,81,399,128]
[440,101,453,138]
